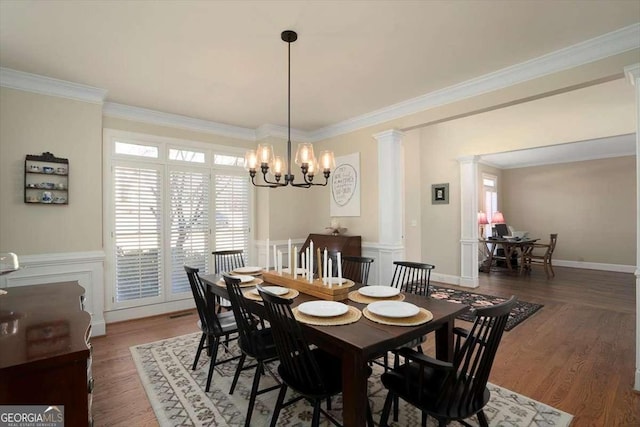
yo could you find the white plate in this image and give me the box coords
[358,286,400,298]
[324,277,347,285]
[298,301,349,318]
[233,266,262,274]
[367,301,420,318]
[228,274,254,283]
[251,286,288,296]
[283,267,306,274]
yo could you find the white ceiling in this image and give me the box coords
[1,0,639,132]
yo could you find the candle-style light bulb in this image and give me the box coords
[244,150,258,171]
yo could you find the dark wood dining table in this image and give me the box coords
[479,237,539,273]
[200,273,467,427]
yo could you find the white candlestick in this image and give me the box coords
[277,250,282,274]
[323,249,328,285]
[305,248,310,279]
[328,258,333,288]
[301,252,305,278]
[293,246,298,279]
[273,245,277,273]
[309,240,314,283]
[337,252,342,284]
[265,238,269,270]
[288,239,292,268]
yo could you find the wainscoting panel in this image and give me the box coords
[0,251,106,336]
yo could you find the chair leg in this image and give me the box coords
[244,360,263,427]
[326,397,332,410]
[270,385,287,427]
[477,410,489,427]
[367,403,374,427]
[549,260,555,277]
[205,337,220,392]
[379,391,394,427]
[438,419,447,427]
[422,411,427,427]
[192,333,206,370]
[311,400,322,427]
[229,353,246,394]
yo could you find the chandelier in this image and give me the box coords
[244,30,335,188]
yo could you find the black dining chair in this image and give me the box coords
[184,266,241,392]
[379,296,517,427]
[390,261,435,296]
[212,249,245,312]
[257,286,374,427]
[341,256,374,285]
[223,274,281,427]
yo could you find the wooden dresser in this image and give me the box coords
[300,233,362,275]
[0,281,93,426]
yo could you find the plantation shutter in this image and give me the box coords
[214,173,249,257]
[169,169,210,294]
[114,165,163,302]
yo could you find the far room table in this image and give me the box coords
[479,237,539,273]
[201,273,468,427]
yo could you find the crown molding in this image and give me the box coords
[255,123,309,142]
[0,67,108,104]
[309,23,640,142]
[625,63,640,85]
[103,102,257,141]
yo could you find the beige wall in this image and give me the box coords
[0,87,103,254]
[502,156,636,265]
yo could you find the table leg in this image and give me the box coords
[435,319,455,362]
[341,351,368,427]
[204,286,215,356]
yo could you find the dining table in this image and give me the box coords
[200,273,468,427]
[479,237,539,273]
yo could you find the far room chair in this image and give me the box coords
[223,274,281,427]
[379,296,517,427]
[184,266,240,392]
[257,287,374,427]
[521,233,558,278]
[341,256,374,285]
[212,249,245,312]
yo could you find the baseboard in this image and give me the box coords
[553,259,636,273]
[104,298,196,324]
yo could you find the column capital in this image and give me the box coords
[625,63,640,85]
[457,155,480,164]
[373,129,405,143]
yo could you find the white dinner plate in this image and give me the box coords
[367,301,420,318]
[228,274,254,283]
[358,286,400,298]
[283,267,306,275]
[233,266,263,274]
[251,286,288,296]
[297,301,349,318]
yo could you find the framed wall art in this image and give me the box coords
[330,152,360,216]
[432,183,449,204]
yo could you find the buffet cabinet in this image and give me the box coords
[300,233,362,275]
[0,282,92,426]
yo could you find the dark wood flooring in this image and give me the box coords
[91,266,639,426]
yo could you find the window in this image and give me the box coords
[482,173,498,237]
[169,169,210,294]
[113,164,163,303]
[105,130,252,311]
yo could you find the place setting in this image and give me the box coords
[292,300,362,326]
[215,273,264,288]
[230,265,264,276]
[362,300,433,326]
[348,285,406,304]
[242,285,299,301]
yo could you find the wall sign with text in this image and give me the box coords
[330,153,360,217]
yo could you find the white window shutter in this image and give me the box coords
[114,165,163,302]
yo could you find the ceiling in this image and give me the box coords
[1,1,639,132]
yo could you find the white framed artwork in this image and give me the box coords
[330,152,360,217]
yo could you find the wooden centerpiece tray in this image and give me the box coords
[262,270,354,301]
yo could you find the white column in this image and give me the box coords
[624,63,640,391]
[458,155,480,288]
[373,129,405,285]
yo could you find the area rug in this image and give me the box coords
[430,286,543,331]
[131,333,573,427]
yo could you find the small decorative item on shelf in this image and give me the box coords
[24,152,69,205]
[325,218,347,236]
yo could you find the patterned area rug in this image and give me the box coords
[430,286,543,331]
[131,333,572,426]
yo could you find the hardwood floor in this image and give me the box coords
[91,267,639,426]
